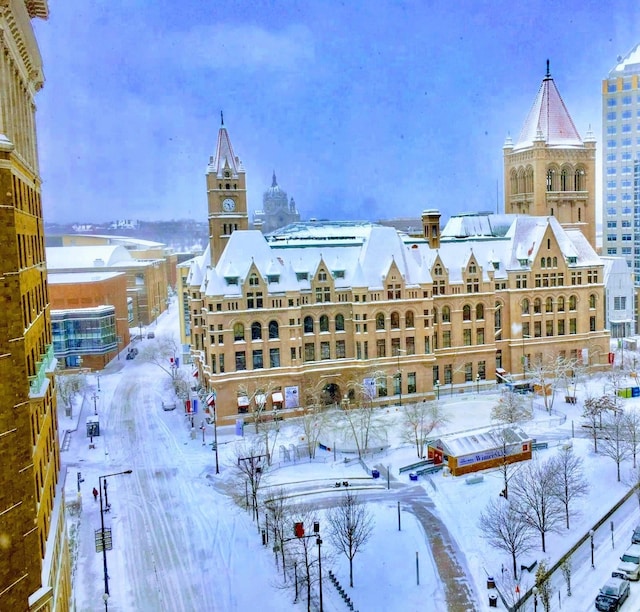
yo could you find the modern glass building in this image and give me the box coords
[602,43,640,281]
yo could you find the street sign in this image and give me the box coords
[94,527,112,552]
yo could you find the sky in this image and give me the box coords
[65,302,640,611]
[33,1,640,226]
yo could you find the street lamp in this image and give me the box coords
[317,535,323,612]
[102,593,109,612]
[532,586,538,612]
[590,529,595,568]
[92,391,99,415]
[476,374,480,394]
[395,348,406,407]
[435,379,440,400]
[98,470,132,601]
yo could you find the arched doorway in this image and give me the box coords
[321,383,342,406]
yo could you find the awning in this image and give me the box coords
[496,368,507,375]
[272,392,284,403]
[237,396,249,407]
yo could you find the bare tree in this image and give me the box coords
[56,373,88,417]
[511,459,564,552]
[582,395,615,453]
[399,400,449,458]
[172,369,190,402]
[494,428,524,500]
[231,438,269,522]
[326,492,374,587]
[264,488,292,574]
[478,497,535,577]
[556,355,587,404]
[491,391,532,425]
[298,403,330,459]
[535,559,553,612]
[237,379,279,433]
[625,467,640,508]
[138,335,182,380]
[526,354,557,413]
[339,403,388,458]
[600,408,631,482]
[549,447,589,529]
[623,408,640,468]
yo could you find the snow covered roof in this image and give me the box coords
[193,216,601,298]
[513,67,582,150]
[207,123,244,177]
[46,245,134,269]
[434,426,531,458]
[610,42,640,75]
[48,271,124,284]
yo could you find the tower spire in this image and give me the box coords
[220,110,224,126]
[272,170,277,187]
[546,59,550,78]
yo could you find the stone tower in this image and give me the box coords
[206,115,248,265]
[503,61,596,249]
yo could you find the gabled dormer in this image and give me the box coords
[431,255,448,296]
[383,259,404,300]
[312,258,334,304]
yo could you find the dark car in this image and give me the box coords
[632,524,640,545]
[595,577,630,611]
[126,351,135,360]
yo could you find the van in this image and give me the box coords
[617,543,640,580]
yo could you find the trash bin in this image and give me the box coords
[487,576,495,589]
[489,593,497,607]
[371,469,380,479]
[409,472,418,481]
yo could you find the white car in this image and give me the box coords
[617,544,640,581]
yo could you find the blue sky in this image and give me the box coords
[33,1,640,225]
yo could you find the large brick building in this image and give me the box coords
[0,2,71,610]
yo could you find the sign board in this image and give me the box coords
[94,527,112,552]
[86,416,100,437]
[363,378,377,399]
[284,386,299,409]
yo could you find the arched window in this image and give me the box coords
[268,320,279,339]
[335,314,345,331]
[560,168,569,191]
[546,257,551,268]
[251,322,262,341]
[517,168,526,194]
[575,168,584,191]
[546,297,553,313]
[390,311,400,329]
[569,295,577,311]
[534,298,542,314]
[557,296,565,312]
[433,307,439,324]
[546,168,555,191]
[376,313,385,330]
[304,316,314,333]
[510,169,518,194]
[541,257,546,268]
[552,256,557,267]
[463,305,471,321]
[319,315,329,332]
[442,306,451,323]
[233,322,245,341]
[525,167,534,193]
[522,299,530,315]
[589,294,596,309]
[476,304,484,320]
[495,301,502,331]
[406,311,414,328]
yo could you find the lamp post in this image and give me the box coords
[317,535,323,612]
[476,374,480,394]
[98,470,132,602]
[532,586,538,612]
[92,392,99,415]
[590,529,595,568]
[97,373,101,391]
[102,593,109,612]
[435,379,440,400]
[395,348,406,407]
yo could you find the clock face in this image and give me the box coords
[222,198,235,212]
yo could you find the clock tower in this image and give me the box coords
[206,114,248,265]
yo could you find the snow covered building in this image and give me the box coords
[184,192,611,423]
[252,171,301,234]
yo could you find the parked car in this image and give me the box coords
[595,576,630,611]
[147,331,155,339]
[126,347,138,360]
[161,401,176,411]
[632,524,640,545]
[617,544,640,581]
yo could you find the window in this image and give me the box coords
[546,321,553,337]
[463,329,471,346]
[269,348,280,368]
[377,377,388,397]
[249,274,259,286]
[336,340,346,359]
[546,297,553,313]
[442,306,451,323]
[319,315,329,332]
[569,295,577,311]
[320,341,330,360]
[390,311,400,329]
[476,304,484,320]
[533,298,541,314]
[407,372,416,394]
[614,296,627,310]
[463,305,471,321]
[269,320,279,339]
[251,322,262,341]
[476,328,485,344]
[233,323,245,341]
[335,314,345,331]
[235,351,246,371]
[443,330,451,348]
[522,299,530,315]
[376,339,386,358]
[304,316,314,333]
[590,316,596,332]
[406,311,414,328]
[252,350,263,369]
[558,319,565,335]
[304,343,315,362]
[557,296,565,312]
[589,294,596,309]
[376,313,385,330]
[569,318,577,334]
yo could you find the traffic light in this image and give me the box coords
[294,522,304,538]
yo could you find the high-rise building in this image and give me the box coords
[602,45,640,282]
[504,61,596,250]
[0,2,71,610]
